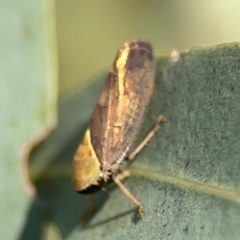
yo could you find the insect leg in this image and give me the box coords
[114,172,145,217]
[127,115,165,160]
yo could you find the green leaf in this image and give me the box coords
[27,43,240,240]
[0,1,57,239]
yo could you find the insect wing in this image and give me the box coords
[90,40,155,168]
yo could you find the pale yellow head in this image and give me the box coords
[73,129,104,193]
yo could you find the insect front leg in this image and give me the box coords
[113,172,145,217]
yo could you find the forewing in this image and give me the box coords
[90,40,155,169]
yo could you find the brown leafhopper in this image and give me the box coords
[73,40,164,217]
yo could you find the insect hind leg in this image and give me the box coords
[127,115,165,161]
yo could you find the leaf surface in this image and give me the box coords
[26,43,240,240]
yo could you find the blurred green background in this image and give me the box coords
[56,0,240,95]
[1,1,240,239]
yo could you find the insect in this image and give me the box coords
[73,40,164,217]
